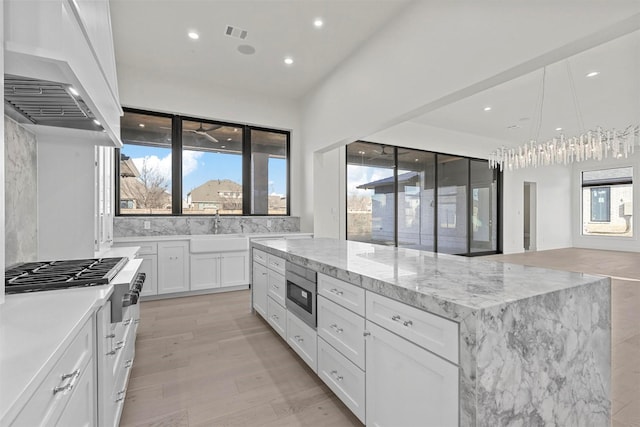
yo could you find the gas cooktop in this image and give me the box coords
[5,257,128,294]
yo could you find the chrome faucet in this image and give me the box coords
[214,209,221,234]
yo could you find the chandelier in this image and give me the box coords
[489,63,639,171]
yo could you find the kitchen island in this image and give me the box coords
[251,238,610,427]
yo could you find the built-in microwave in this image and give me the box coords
[285,261,317,329]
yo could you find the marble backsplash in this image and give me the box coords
[114,216,300,237]
[5,116,38,266]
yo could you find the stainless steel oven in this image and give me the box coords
[285,261,317,329]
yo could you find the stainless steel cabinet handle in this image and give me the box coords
[123,319,132,326]
[392,315,401,321]
[330,288,343,296]
[53,370,80,395]
[330,370,343,381]
[294,335,304,343]
[403,320,413,327]
[61,369,80,381]
[115,390,126,402]
[115,340,125,350]
[363,331,371,337]
[125,359,133,368]
[105,333,116,339]
[330,324,343,334]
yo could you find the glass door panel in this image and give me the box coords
[436,155,468,254]
[470,159,498,253]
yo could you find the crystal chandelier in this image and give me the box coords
[489,62,640,171]
[489,125,639,171]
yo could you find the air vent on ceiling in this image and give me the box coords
[225,25,248,40]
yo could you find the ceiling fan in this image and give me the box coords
[186,123,221,143]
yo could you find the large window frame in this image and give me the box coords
[345,141,502,256]
[116,107,290,216]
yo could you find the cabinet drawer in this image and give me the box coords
[267,297,287,340]
[267,254,286,275]
[136,242,157,255]
[318,273,365,316]
[53,359,96,427]
[267,270,286,306]
[253,248,268,266]
[317,338,365,423]
[366,292,458,364]
[286,311,318,373]
[317,296,365,369]
[12,318,94,427]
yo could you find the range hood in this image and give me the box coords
[4,74,105,132]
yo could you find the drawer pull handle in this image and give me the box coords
[115,340,125,350]
[125,359,133,368]
[330,288,343,296]
[391,315,401,321]
[330,324,343,334]
[271,315,279,321]
[135,319,141,324]
[403,320,413,327]
[105,333,116,339]
[262,272,267,276]
[363,331,371,337]
[330,370,343,382]
[123,319,132,326]
[294,335,304,343]
[115,390,126,402]
[53,370,80,395]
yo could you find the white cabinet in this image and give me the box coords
[190,253,221,290]
[138,254,158,297]
[252,262,268,318]
[10,317,96,427]
[267,296,287,339]
[267,269,286,307]
[54,362,95,427]
[365,321,459,427]
[157,241,189,294]
[318,295,365,369]
[286,310,318,373]
[220,252,249,287]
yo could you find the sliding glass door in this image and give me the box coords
[346,141,501,255]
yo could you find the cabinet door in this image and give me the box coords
[252,262,268,318]
[139,254,158,297]
[220,252,249,287]
[191,253,221,290]
[365,321,459,427]
[157,242,189,294]
[54,361,96,427]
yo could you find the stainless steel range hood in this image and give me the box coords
[4,74,105,132]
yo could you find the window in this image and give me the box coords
[250,129,288,215]
[346,141,501,255]
[182,120,243,215]
[117,109,289,216]
[582,167,633,236]
[119,111,173,215]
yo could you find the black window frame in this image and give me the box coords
[345,140,502,256]
[589,187,611,223]
[116,107,290,217]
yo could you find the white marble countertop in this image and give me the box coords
[0,285,113,423]
[252,238,606,319]
[95,245,141,259]
[114,232,313,242]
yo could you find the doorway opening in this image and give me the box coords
[524,182,537,251]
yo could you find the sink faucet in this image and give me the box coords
[214,209,221,234]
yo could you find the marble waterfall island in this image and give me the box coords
[251,238,610,427]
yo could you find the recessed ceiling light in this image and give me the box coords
[93,119,101,126]
[233,128,238,132]
[414,159,419,162]
[358,151,366,155]
[586,71,600,78]
[227,138,232,141]
[139,123,145,128]
[555,127,563,131]
[68,87,79,96]
[483,106,492,112]
[221,145,226,149]
[188,31,199,40]
[284,57,294,65]
[314,18,323,28]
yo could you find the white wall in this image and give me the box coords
[502,165,573,254]
[116,64,311,231]
[313,147,345,238]
[571,152,640,252]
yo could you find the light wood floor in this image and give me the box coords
[122,248,640,427]
[488,248,640,427]
[119,290,363,427]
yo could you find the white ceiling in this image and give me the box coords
[110,0,411,100]
[411,29,640,145]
